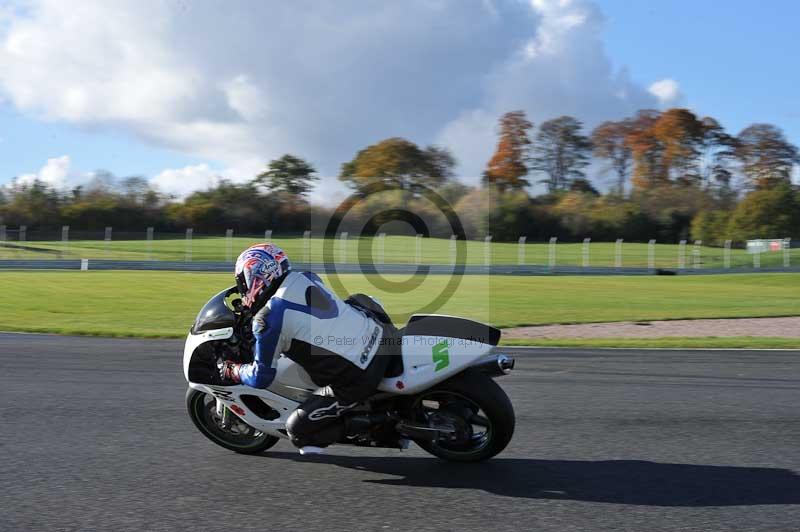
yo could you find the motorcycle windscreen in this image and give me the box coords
[192,287,237,333]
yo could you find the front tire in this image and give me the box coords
[186,388,279,454]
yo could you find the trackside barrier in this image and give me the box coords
[4,259,799,275]
[303,230,311,263]
[693,240,702,269]
[186,228,193,262]
[225,229,234,262]
[146,227,154,260]
[104,226,112,257]
[785,238,791,268]
[724,240,732,269]
[378,233,386,265]
[582,238,590,268]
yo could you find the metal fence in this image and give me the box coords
[0,225,796,272]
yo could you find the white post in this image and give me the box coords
[264,229,272,241]
[80,258,89,271]
[518,236,527,265]
[582,238,591,268]
[449,234,457,266]
[225,229,234,262]
[416,234,423,265]
[104,226,112,257]
[185,228,193,262]
[615,238,623,269]
[146,227,154,260]
[19,225,26,242]
[0,225,5,242]
[378,233,386,265]
[753,248,760,269]
[724,239,732,269]
[61,225,69,257]
[548,237,557,270]
[303,230,311,263]
[340,231,348,263]
[484,235,492,267]
[784,238,791,268]
[692,240,702,269]
[678,240,686,270]
[648,239,656,271]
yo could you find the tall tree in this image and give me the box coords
[698,116,736,190]
[625,109,663,190]
[256,154,318,197]
[651,108,705,185]
[339,138,454,190]
[591,118,634,194]
[626,109,711,189]
[735,124,799,189]
[530,116,592,193]
[483,110,533,192]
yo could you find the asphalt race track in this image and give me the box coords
[2,334,799,531]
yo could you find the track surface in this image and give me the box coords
[2,334,799,531]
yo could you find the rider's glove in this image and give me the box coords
[218,360,242,384]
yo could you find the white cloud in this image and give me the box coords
[151,164,218,198]
[648,78,683,107]
[439,0,661,181]
[17,155,72,187]
[0,0,674,193]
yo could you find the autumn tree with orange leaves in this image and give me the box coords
[482,110,533,192]
[591,118,634,194]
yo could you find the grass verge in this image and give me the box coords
[499,337,800,349]
[0,271,797,343]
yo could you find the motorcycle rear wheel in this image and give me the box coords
[186,388,280,454]
[411,370,515,462]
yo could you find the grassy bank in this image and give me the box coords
[0,271,797,341]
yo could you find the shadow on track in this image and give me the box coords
[263,452,800,507]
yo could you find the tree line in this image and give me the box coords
[1,107,798,245]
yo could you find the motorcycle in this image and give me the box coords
[183,286,516,462]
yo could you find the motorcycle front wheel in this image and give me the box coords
[410,370,515,462]
[186,388,280,454]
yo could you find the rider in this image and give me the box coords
[219,243,398,454]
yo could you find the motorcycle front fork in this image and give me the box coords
[216,398,231,429]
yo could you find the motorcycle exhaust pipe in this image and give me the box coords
[473,354,515,377]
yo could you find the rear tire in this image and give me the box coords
[186,388,280,454]
[412,370,515,462]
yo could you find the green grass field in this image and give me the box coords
[0,271,797,342]
[0,235,795,269]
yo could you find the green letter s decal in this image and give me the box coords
[432,340,450,371]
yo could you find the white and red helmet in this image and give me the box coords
[234,243,291,309]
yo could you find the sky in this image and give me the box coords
[0,0,797,204]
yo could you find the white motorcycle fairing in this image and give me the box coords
[183,314,501,438]
[184,327,316,439]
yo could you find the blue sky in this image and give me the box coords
[0,0,797,198]
[599,0,800,142]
